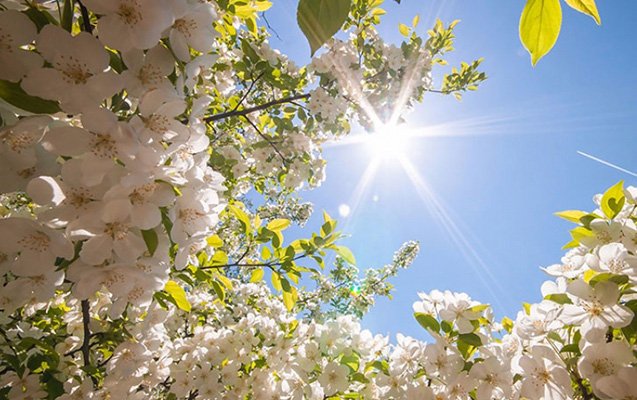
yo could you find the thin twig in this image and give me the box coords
[233,72,265,113]
[242,115,288,164]
[261,12,282,41]
[204,93,309,123]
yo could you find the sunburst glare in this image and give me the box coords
[366,123,412,162]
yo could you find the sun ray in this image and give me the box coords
[340,158,381,233]
[398,158,512,313]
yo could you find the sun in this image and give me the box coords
[366,123,411,161]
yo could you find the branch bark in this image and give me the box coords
[204,93,310,123]
[80,299,91,367]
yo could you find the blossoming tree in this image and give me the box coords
[1,0,635,399]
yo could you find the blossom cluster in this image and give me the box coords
[0,0,230,316]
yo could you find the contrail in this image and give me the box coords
[577,151,637,178]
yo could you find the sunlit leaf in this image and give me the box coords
[414,312,440,333]
[600,180,625,219]
[206,235,223,248]
[250,268,264,283]
[267,218,291,231]
[297,0,350,55]
[554,210,587,223]
[334,245,356,265]
[519,0,562,65]
[564,0,601,24]
[164,281,191,312]
[398,23,410,37]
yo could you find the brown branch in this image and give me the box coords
[204,93,309,123]
[80,299,91,367]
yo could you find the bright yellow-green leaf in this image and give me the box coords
[523,302,531,315]
[561,239,580,249]
[271,272,282,291]
[398,23,410,37]
[261,246,271,260]
[583,268,597,283]
[371,8,386,16]
[564,0,601,24]
[228,204,252,234]
[209,250,228,266]
[297,0,350,55]
[554,210,587,223]
[570,226,593,242]
[334,245,356,265]
[250,268,264,283]
[282,285,297,311]
[255,0,273,12]
[501,316,514,333]
[601,180,625,219]
[206,235,223,248]
[412,14,420,28]
[519,0,562,65]
[267,218,291,231]
[164,281,191,312]
[215,273,233,290]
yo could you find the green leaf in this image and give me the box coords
[61,0,74,32]
[544,293,572,304]
[141,229,158,256]
[334,245,356,265]
[519,0,562,65]
[398,23,410,37]
[601,181,625,219]
[560,343,580,353]
[340,353,360,372]
[209,250,229,266]
[0,80,60,114]
[414,312,440,333]
[250,268,264,283]
[267,218,291,231]
[297,0,350,55]
[564,0,601,24]
[501,316,514,333]
[589,272,629,287]
[211,280,225,302]
[271,272,282,291]
[228,204,252,234]
[164,281,191,312]
[282,284,296,311]
[206,235,223,248]
[458,333,482,347]
[23,7,57,31]
[555,210,588,223]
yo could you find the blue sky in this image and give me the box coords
[264,1,637,339]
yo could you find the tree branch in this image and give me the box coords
[80,299,91,367]
[204,93,310,123]
[201,254,308,271]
